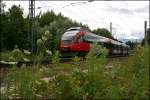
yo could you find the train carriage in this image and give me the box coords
[60,27,129,57]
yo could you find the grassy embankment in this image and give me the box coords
[0,44,149,99]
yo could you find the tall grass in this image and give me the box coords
[0,65,41,99]
[111,45,149,99]
[0,45,149,99]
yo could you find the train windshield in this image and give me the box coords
[61,30,79,44]
[62,35,74,40]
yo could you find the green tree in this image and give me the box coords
[126,40,137,50]
[0,3,9,51]
[39,10,56,27]
[1,5,29,50]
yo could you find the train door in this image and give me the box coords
[78,35,90,52]
[109,43,113,55]
[71,34,90,52]
[103,42,112,55]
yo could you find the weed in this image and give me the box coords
[34,30,52,65]
[52,50,60,65]
[1,45,149,99]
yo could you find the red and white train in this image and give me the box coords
[59,27,129,57]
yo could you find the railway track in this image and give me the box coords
[0,55,129,69]
[0,58,73,69]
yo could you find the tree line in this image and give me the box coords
[0,4,113,53]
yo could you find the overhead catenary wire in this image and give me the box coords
[38,1,95,28]
[62,1,105,30]
[37,1,112,32]
[38,1,125,33]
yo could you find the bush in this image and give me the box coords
[109,45,149,99]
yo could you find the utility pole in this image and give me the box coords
[29,0,35,53]
[144,21,147,46]
[110,22,112,35]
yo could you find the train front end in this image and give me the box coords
[59,27,90,57]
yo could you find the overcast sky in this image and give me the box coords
[3,0,149,40]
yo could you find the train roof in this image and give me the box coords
[66,27,90,32]
[67,27,82,31]
[109,38,129,48]
[84,32,110,42]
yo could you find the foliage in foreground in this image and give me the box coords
[0,46,31,62]
[0,45,149,99]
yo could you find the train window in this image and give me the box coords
[99,42,104,47]
[107,43,110,48]
[112,44,115,49]
[61,35,75,44]
[104,43,114,49]
[78,35,84,42]
[103,43,108,48]
[83,34,95,41]
[62,35,75,40]
[109,43,113,49]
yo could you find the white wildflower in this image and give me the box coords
[37,39,43,46]
[35,80,41,85]
[0,86,7,94]
[40,77,50,83]
[23,49,31,55]
[23,58,30,62]
[8,96,13,99]
[44,30,50,37]
[35,94,43,98]
[42,36,48,41]
[46,50,52,55]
